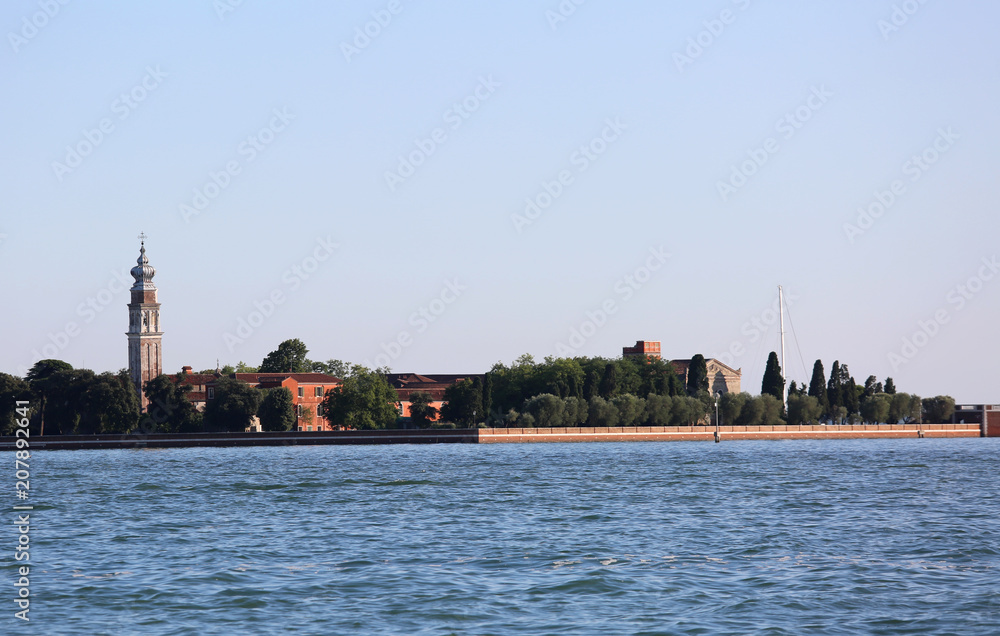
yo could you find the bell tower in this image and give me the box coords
[127,233,162,410]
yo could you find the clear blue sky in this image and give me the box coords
[2,1,998,401]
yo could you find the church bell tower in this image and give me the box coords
[127,233,162,410]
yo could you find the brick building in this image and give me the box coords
[178,370,341,431]
[622,340,742,394]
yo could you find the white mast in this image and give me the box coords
[778,285,787,409]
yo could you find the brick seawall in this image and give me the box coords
[0,424,982,450]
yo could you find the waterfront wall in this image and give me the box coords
[477,424,981,443]
[0,424,982,451]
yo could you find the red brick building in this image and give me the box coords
[623,340,662,359]
[177,368,341,431]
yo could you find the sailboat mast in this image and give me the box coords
[779,285,787,408]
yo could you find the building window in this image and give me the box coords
[298,387,304,398]
[296,404,302,417]
[315,386,323,397]
[207,387,214,399]
[317,404,324,417]
[307,425,312,431]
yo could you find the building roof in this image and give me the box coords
[227,373,341,384]
[385,373,479,388]
[670,358,741,376]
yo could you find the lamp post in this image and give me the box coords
[714,391,722,443]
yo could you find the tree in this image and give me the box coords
[613,394,645,427]
[26,359,74,435]
[599,363,619,399]
[883,377,896,395]
[736,395,764,426]
[407,391,438,429]
[827,361,843,412]
[75,370,140,434]
[563,396,589,426]
[587,396,619,427]
[787,394,822,426]
[863,375,883,399]
[761,352,784,402]
[0,373,31,435]
[259,338,310,373]
[888,392,921,423]
[322,366,400,430]
[808,360,827,410]
[308,359,350,378]
[142,374,203,433]
[719,391,748,426]
[922,396,956,423]
[841,366,860,415]
[686,354,709,396]
[204,377,263,432]
[757,394,785,426]
[258,387,296,431]
[440,378,483,427]
[522,393,565,427]
[644,394,674,426]
[583,370,600,401]
[860,394,891,424]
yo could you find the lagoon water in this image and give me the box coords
[17,439,1000,634]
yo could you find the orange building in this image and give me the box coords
[181,370,341,431]
[623,340,662,359]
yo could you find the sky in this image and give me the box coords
[1,1,998,402]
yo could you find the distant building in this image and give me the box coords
[386,373,480,421]
[623,340,741,394]
[671,358,742,394]
[187,371,341,431]
[622,340,662,359]
[127,235,162,410]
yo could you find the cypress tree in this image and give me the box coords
[761,351,784,401]
[686,354,709,396]
[883,377,896,394]
[827,360,842,411]
[599,363,618,399]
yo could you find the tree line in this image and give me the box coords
[0,339,960,434]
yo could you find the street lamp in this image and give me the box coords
[714,391,722,443]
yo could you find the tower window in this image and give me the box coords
[298,387,304,398]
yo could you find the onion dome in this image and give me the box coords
[130,236,157,291]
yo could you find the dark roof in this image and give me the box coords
[385,373,480,389]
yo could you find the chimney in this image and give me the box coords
[182,366,192,375]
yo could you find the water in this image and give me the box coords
[12,439,1000,634]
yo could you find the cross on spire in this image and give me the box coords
[138,231,147,245]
